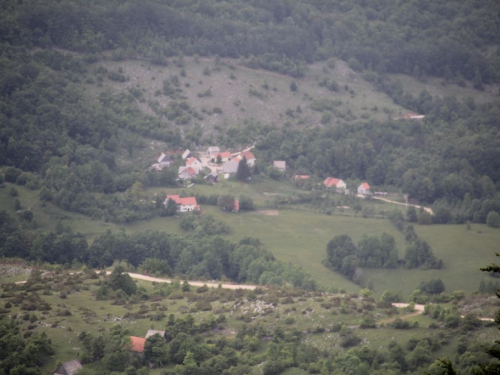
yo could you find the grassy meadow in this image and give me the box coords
[3,177,500,297]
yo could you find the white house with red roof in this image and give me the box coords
[213,151,232,162]
[164,195,199,212]
[186,157,203,173]
[324,177,346,192]
[357,182,371,195]
[235,151,256,167]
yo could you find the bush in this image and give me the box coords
[486,211,500,228]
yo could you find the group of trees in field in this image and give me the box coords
[0,210,315,289]
[323,233,398,281]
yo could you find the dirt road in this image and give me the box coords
[110,272,259,290]
[373,196,434,215]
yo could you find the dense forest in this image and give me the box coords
[1,0,500,82]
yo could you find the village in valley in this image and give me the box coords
[150,145,375,215]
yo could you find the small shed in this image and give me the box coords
[145,330,166,340]
[273,161,286,172]
[54,360,82,375]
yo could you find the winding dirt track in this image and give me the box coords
[113,272,259,290]
[373,196,434,215]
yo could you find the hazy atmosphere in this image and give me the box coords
[1,1,500,374]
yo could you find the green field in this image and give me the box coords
[4,178,500,297]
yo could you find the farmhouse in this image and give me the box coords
[129,336,146,354]
[186,157,203,173]
[235,151,256,167]
[54,360,82,375]
[206,146,220,157]
[273,161,286,172]
[324,177,346,192]
[358,182,371,195]
[164,195,199,212]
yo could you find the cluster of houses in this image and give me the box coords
[151,146,258,182]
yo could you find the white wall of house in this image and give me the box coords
[178,204,196,212]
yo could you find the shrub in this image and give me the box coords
[486,211,500,228]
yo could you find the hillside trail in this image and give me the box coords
[109,271,259,290]
[372,196,434,215]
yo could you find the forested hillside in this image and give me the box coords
[2,0,500,82]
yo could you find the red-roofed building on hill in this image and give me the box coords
[129,336,146,354]
[324,177,346,193]
[357,182,371,195]
[164,195,199,212]
[295,175,310,180]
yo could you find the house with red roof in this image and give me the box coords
[324,177,346,192]
[213,151,232,163]
[129,336,146,354]
[164,195,199,212]
[357,182,371,195]
[295,175,310,180]
[234,151,256,167]
[186,157,203,173]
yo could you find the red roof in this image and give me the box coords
[130,336,146,353]
[295,175,310,180]
[233,200,239,212]
[360,182,370,190]
[214,152,232,159]
[240,151,255,160]
[186,157,199,166]
[166,195,197,206]
[324,177,341,188]
[186,167,197,175]
[179,197,197,206]
[166,195,182,204]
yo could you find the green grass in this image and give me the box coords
[362,223,500,298]
[0,183,120,239]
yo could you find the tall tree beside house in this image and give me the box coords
[164,198,177,216]
[216,154,222,164]
[218,195,235,211]
[236,156,251,182]
[477,254,500,374]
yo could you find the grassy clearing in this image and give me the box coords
[0,183,120,240]
[362,223,500,298]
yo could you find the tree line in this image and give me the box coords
[1,0,499,82]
